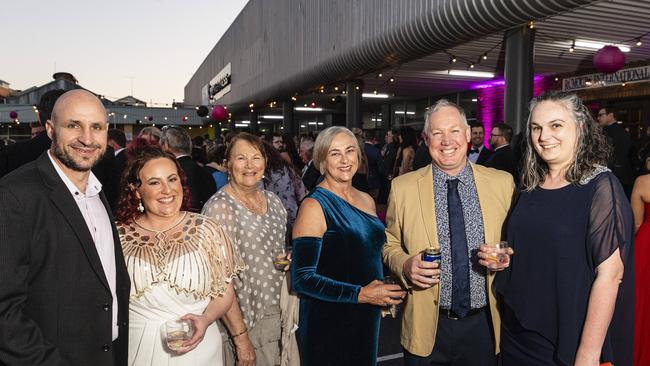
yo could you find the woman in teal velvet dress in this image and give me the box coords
[291,127,406,365]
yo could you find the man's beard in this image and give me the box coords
[51,132,105,172]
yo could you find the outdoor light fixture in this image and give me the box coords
[482,53,488,60]
[528,21,535,29]
[469,63,475,69]
[260,115,283,119]
[295,107,323,112]
[362,93,389,99]
[636,38,643,47]
[435,70,495,78]
[389,77,395,82]
[564,39,631,52]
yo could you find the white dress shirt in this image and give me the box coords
[48,151,119,340]
[468,145,484,163]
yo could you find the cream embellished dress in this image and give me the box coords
[118,212,245,366]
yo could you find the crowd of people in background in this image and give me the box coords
[0,88,644,366]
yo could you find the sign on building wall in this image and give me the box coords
[563,65,650,92]
[203,63,232,104]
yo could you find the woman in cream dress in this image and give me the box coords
[115,145,245,365]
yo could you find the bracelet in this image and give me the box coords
[229,326,248,339]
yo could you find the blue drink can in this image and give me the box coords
[422,248,441,263]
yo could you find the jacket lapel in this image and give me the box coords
[37,154,111,292]
[417,165,438,249]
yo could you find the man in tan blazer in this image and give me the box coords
[383,99,514,365]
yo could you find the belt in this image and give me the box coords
[439,306,487,320]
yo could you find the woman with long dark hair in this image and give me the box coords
[394,126,417,177]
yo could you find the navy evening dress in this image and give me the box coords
[291,187,385,365]
[496,171,634,366]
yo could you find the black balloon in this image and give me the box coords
[197,106,209,117]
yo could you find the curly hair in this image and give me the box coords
[115,144,191,224]
[520,91,612,191]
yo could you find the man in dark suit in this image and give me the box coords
[106,129,128,209]
[0,89,130,366]
[597,106,636,197]
[467,122,492,166]
[299,138,320,191]
[485,123,516,178]
[160,126,216,211]
[0,89,66,179]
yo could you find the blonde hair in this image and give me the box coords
[313,126,362,175]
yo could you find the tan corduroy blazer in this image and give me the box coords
[383,163,515,357]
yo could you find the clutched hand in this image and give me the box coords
[357,279,407,307]
[477,244,514,271]
[402,251,441,288]
[174,313,210,354]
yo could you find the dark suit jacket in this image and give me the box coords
[92,146,119,210]
[108,149,128,210]
[0,153,130,366]
[379,143,397,178]
[468,146,493,166]
[177,155,217,212]
[604,123,636,187]
[301,161,321,191]
[0,131,51,178]
[484,145,516,177]
[364,142,381,190]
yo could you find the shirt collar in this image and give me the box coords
[494,143,510,151]
[432,160,473,186]
[47,150,103,199]
[114,147,125,156]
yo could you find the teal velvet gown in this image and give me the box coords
[291,187,385,365]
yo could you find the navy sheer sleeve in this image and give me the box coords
[291,236,361,303]
[588,173,634,270]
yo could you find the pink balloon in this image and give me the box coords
[9,111,18,119]
[593,45,626,74]
[210,105,227,121]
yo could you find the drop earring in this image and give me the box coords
[137,200,144,213]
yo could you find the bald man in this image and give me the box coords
[0,90,130,366]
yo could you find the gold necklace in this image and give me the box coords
[229,186,264,214]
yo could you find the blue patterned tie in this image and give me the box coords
[448,179,470,318]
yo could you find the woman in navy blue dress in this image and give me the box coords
[495,92,634,366]
[291,126,406,365]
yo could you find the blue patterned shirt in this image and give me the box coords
[432,162,487,309]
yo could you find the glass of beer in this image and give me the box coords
[164,319,193,352]
[272,248,289,271]
[485,241,510,266]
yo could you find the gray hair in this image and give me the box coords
[313,126,362,175]
[138,126,162,141]
[160,126,192,155]
[423,99,468,133]
[520,91,611,191]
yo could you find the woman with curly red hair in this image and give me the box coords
[116,144,245,365]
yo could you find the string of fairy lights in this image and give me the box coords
[3,22,649,131]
